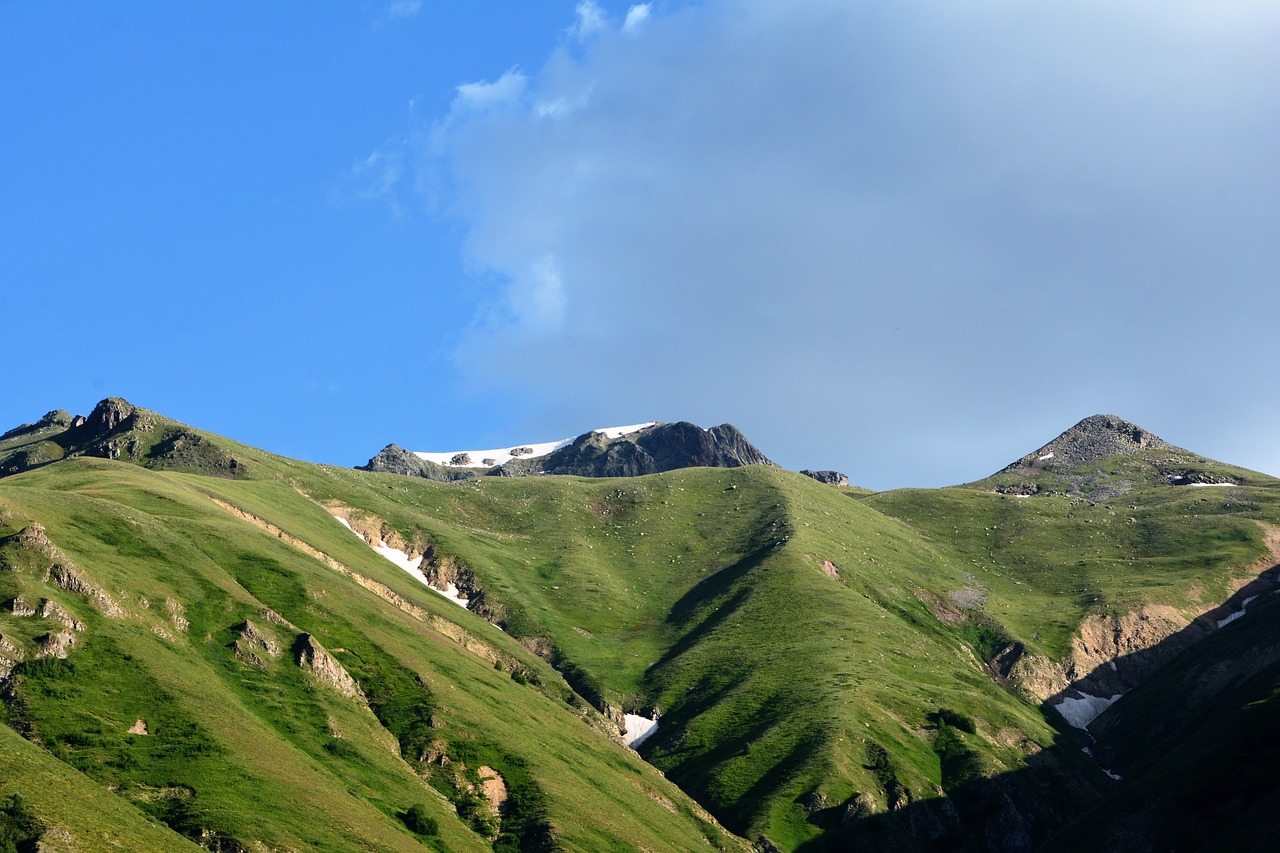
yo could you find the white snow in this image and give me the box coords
[1038,452,1055,461]
[1216,595,1260,628]
[623,713,659,748]
[1189,482,1237,488]
[1103,768,1123,781]
[1109,661,1117,671]
[1053,692,1122,730]
[332,516,470,608]
[411,422,657,468]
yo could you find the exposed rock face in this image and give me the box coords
[82,397,137,434]
[7,596,37,617]
[1004,605,1202,704]
[0,633,25,681]
[294,633,364,700]
[45,561,127,619]
[36,629,76,659]
[37,599,84,632]
[1001,414,1169,474]
[801,470,849,487]
[476,765,509,819]
[363,422,773,481]
[358,444,478,481]
[500,422,773,478]
[232,619,283,667]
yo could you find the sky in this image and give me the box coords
[3,1,1278,490]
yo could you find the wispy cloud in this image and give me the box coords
[622,4,651,34]
[454,69,527,112]
[384,0,422,21]
[570,0,607,41]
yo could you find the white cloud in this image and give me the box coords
[385,0,421,21]
[345,146,407,214]
[571,0,608,41]
[406,0,1280,487]
[623,4,651,33]
[453,69,527,112]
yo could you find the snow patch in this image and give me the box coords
[623,713,659,748]
[412,422,657,468]
[1109,661,1117,671]
[1216,595,1259,628]
[1103,768,1123,781]
[1053,692,1122,730]
[332,516,470,608]
[1189,482,1236,487]
[1038,452,1055,461]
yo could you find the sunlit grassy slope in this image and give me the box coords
[0,457,746,852]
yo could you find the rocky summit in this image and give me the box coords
[362,421,774,481]
[1001,414,1171,473]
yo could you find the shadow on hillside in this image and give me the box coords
[653,543,778,671]
[1038,559,1280,727]
[785,559,1280,852]
[788,722,1108,853]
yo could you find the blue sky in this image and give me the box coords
[4,1,1278,490]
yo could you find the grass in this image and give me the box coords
[5,410,1280,851]
[0,456,749,852]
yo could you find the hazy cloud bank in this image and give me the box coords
[369,1,1280,487]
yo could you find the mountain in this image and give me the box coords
[361,421,773,481]
[3,400,1280,852]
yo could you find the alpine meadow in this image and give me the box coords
[2,399,1279,851]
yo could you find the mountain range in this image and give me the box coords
[1,399,1278,852]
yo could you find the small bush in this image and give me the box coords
[400,803,438,836]
[323,738,358,758]
[0,793,44,853]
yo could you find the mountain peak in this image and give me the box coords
[1002,414,1170,473]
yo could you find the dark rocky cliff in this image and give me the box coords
[362,422,774,482]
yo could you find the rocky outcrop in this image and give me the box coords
[36,629,76,659]
[0,410,74,442]
[0,633,25,681]
[363,422,773,481]
[294,633,364,700]
[358,444,478,482]
[37,599,84,632]
[6,595,37,617]
[499,422,773,478]
[801,470,849,487]
[233,619,284,667]
[1,397,245,480]
[47,564,125,618]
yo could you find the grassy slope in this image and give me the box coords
[0,458,745,852]
[866,478,1278,660]
[6,411,1280,851]
[316,453,1280,848]
[281,460,1105,848]
[0,723,202,851]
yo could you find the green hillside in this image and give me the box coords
[3,401,1280,851]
